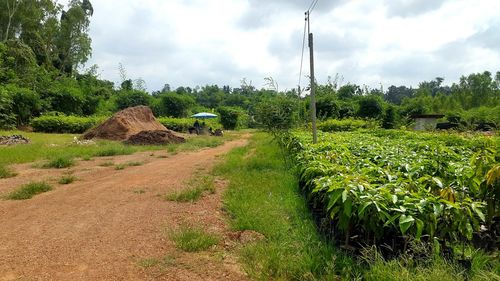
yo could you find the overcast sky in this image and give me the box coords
[76,0,500,92]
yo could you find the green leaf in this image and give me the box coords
[342,190,348,203]
[344,198,352,218]
[415,218,424,240]
[359,201,372,216]
[399,214,415,234]
[392,195,398,204]
[327,190,343,210]
[471,203,485,222]
[432,177,443,188]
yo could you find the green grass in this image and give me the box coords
[42,156,75,169]
[5,182,53,200]
[99,161,114,167]
[214,132,345,280]
[0,130,240,167]
[114,164,126,170]
[170,226,220,252]
[58,175,77,184]
[0,165,17,178]
[165,175,216,202]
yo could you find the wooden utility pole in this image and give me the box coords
[306,11,318,143]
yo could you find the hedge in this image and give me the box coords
[31,115,105,133]
[158,117,220,132]
[318,118,379,132]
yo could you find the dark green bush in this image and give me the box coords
[217,106,241,130]
[31,114,105,133]
[318,118,379,132]
[158,117,219,132]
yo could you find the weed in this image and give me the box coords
[93,147,134,157]
[42,156,75,169]
[58,175,77,184]
[137,255,177,270]
[126,161,144,167]
[165,175,216,202]
[0,165,17,179]
[81,155,92,161]
[170,226,219,252]
[99,161,114,167]
[133,189,146,194]
[5,182,53,200]
[114,164,126,170]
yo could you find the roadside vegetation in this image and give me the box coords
[58,175,77,185]
[216,132,499,280]
[165,175,216,202]
[0,165,17,179]
[170,226,220,252]
[5,182,53,200]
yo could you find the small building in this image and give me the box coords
[412,114,445,131]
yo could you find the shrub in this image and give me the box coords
[357,95,384,119]
[255,97,298,133]
[0,88,16,129]
[58,175,77,184]
[31,114,105,133]
[158,117,220,132]
[217,106,241,130]
[115,90,152,110]
[6,182,53,200]
[318,118,379,132]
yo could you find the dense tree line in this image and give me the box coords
[0,0,498,130]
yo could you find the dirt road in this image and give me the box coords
[0,136,250,281]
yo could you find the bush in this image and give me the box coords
[255,97,298,133]
[217,106,241,130]
[158,117,219,132]
[318,118,379,132]
[115,90,152,110]
[31,114,105,133]
[357,95,384,119]
[0,89,16,129]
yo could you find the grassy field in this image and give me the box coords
[0,130,238,167]
[215,132,499,280]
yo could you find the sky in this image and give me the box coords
[74,0,500,92]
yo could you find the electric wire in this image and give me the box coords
[298,19,307,94]
[308,0,319,14]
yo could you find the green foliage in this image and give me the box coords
[0,165,17,178]
[157,93,195,118]
[214,133,347,280]
[5,85,41,126]
[357,95,384,119]
[382,105,398,129]
[5,182,53,200]
[281,130,497,246]
[58,175,77,184]
[165,175,215,202]
[42,156,75,169]
[0,88,16,129]
[170,226,219,252]
[318,118,379,132]
[158,117,219,132]
[115,90,152,110]
[254,97,298,133]
[31,114,104,133]
[217,106,241,130]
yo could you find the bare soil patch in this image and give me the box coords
[0,135,250,281]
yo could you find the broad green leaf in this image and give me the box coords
[471,203,485,222]
[432,177,443,188]
[399,214,415,234]
[392,195,397,204]
[344,198,352,218]
[415,218,424,240]
[342,190,348,203]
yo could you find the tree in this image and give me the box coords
[255,97,298,133]
[385,85,414,104]
[337,83,361,99]
[357,95,384,119]
[55,0,93,74]
[115,90,151,110]
[217,106,241,130]
[159,93,195,117]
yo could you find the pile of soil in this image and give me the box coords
[125,130,185,145]
[0,135,30,146]
[83,106,185,145]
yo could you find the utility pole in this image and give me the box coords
[306,11,318,143]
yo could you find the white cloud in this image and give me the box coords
[77,0,500,91]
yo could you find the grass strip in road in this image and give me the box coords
[0,165,17,178]
[165,175,216,202]
[170,226,220,252]
[5,182,53,200]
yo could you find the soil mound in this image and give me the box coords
[83,106,185,144]
[125,130,185,145]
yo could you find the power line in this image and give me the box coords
[298,18,307,94]
[308,0,319,14]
